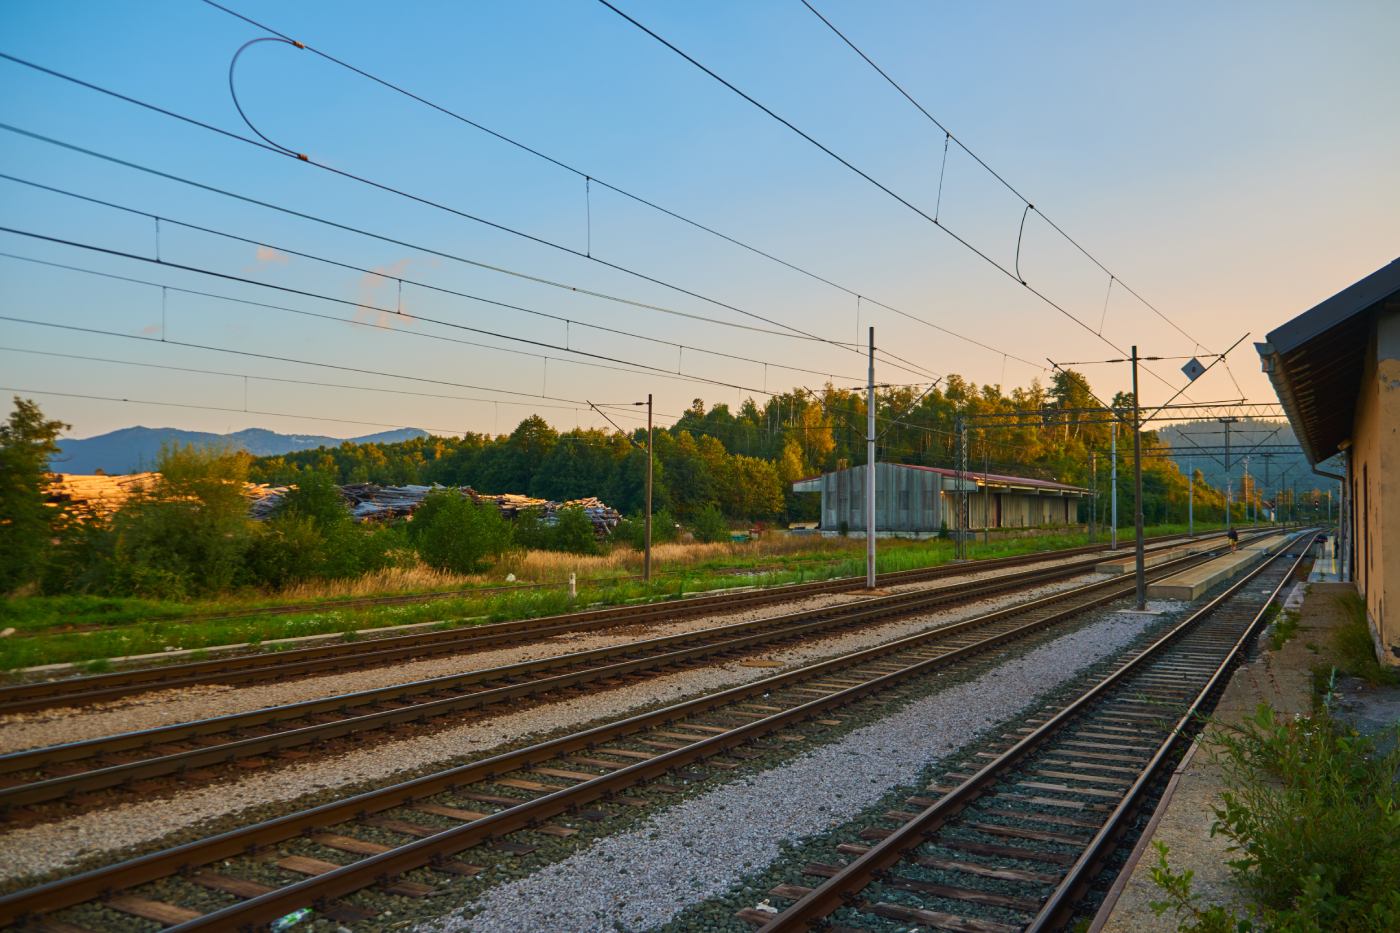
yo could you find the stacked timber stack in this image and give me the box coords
[46,475,621,538]
[43,472,154,521]
[340,484,440,521]
[245,484,289,520]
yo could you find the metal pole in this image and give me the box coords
[866,326,876,589]
[1110,419,1118,549]
[1248,456,1260,526]
[1089,451,1097,542]
[1131,346,1146,610]
[982,442,990,546]
[644,393,653,584]
[1220,417,1236,532]
[1187,456,1194,537]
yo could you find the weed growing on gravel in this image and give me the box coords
[1333,592,1398,686]
[1151,704,1400,931]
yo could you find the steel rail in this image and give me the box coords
[0,555,1113,808]
[1025,536,1315,930]
[0,543,1232,928]
[755,530,1314,931]
[0,531,1223,712]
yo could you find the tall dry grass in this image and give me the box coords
[271,534,864,601]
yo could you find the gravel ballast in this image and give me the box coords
[423,603,1167,933]
[0,554,1102,754]
[0,575,1100,884]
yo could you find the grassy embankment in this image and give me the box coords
[0,521,1225,672]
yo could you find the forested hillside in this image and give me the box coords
[251,371,1308,526]
[1156,419,1311,494]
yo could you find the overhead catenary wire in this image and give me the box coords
[197,0,1037,374]
[0,227,796,398]
[0,385,474,435]
[0,54,937,383]
[0,120,872,356]
[0,345,652,419]
[0,310,626,407]
[594,1,1223,404]
[0,173,864,385]
[797,0,1214,354]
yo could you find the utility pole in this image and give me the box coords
[589,396,654,583]
[1219,416,1238,532]
[1110,419,1119,550]
[983,442,990,547]
[1243,456,1252,525]
[866,326,876,590]
[955,414,968,560]
[644,393,653,583]
[1131,346,1146,610]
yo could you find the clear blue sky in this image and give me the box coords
[2,0,1396,440]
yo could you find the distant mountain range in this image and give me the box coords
[51,426,429,475]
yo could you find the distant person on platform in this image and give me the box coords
[1228,527,1239,552]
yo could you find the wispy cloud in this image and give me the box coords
[242,244,292,273]
[355,258,416,328]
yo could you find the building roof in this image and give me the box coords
[899,464,1089,495]
[1256,257,1400,465]
[791,463,1089,495]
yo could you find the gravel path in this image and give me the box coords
[0,574,1099,883]
[426,603,1164,933]
[0,553,1104,754]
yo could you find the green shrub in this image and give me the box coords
[1152,704,1400,930]
[109,444,254,596]
[551,506,599,555]
[244,516,327,588]
[409,491,510,573]
[610,510,679,550]
[274,471,350,530]
[0,397,67,593]
[690,504,729,543]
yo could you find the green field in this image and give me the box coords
[0,522,1227,673]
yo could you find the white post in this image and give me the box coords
[569,572,576,599]
[866,326,877,589]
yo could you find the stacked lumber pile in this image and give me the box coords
[44,472,154,521]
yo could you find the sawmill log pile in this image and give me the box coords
[45,476,622,538]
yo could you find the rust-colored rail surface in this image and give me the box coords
[751,531,1314,932]
[0,539,1257,930]
[0,532,1226,714]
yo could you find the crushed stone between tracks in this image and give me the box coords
[0,572,1099,884]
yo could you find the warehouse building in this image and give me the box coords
[1257,256,1400,668]
[791,462,1090,536]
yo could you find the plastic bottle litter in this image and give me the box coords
[270,908,314,931]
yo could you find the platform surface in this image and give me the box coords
[1145,532,1294,601]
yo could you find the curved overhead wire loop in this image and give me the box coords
[229,37,309,161]
[1014,203,1033,285]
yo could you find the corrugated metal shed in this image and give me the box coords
[793,462,1088,534]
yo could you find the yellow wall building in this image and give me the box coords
[1257,257,1400,667]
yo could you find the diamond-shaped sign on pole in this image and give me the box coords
[1181,356,1206,381]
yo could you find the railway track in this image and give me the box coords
[0,544,1224,814]
[0,534,1299,931]
[748,531,1314,932]
[0,532,1224,713]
